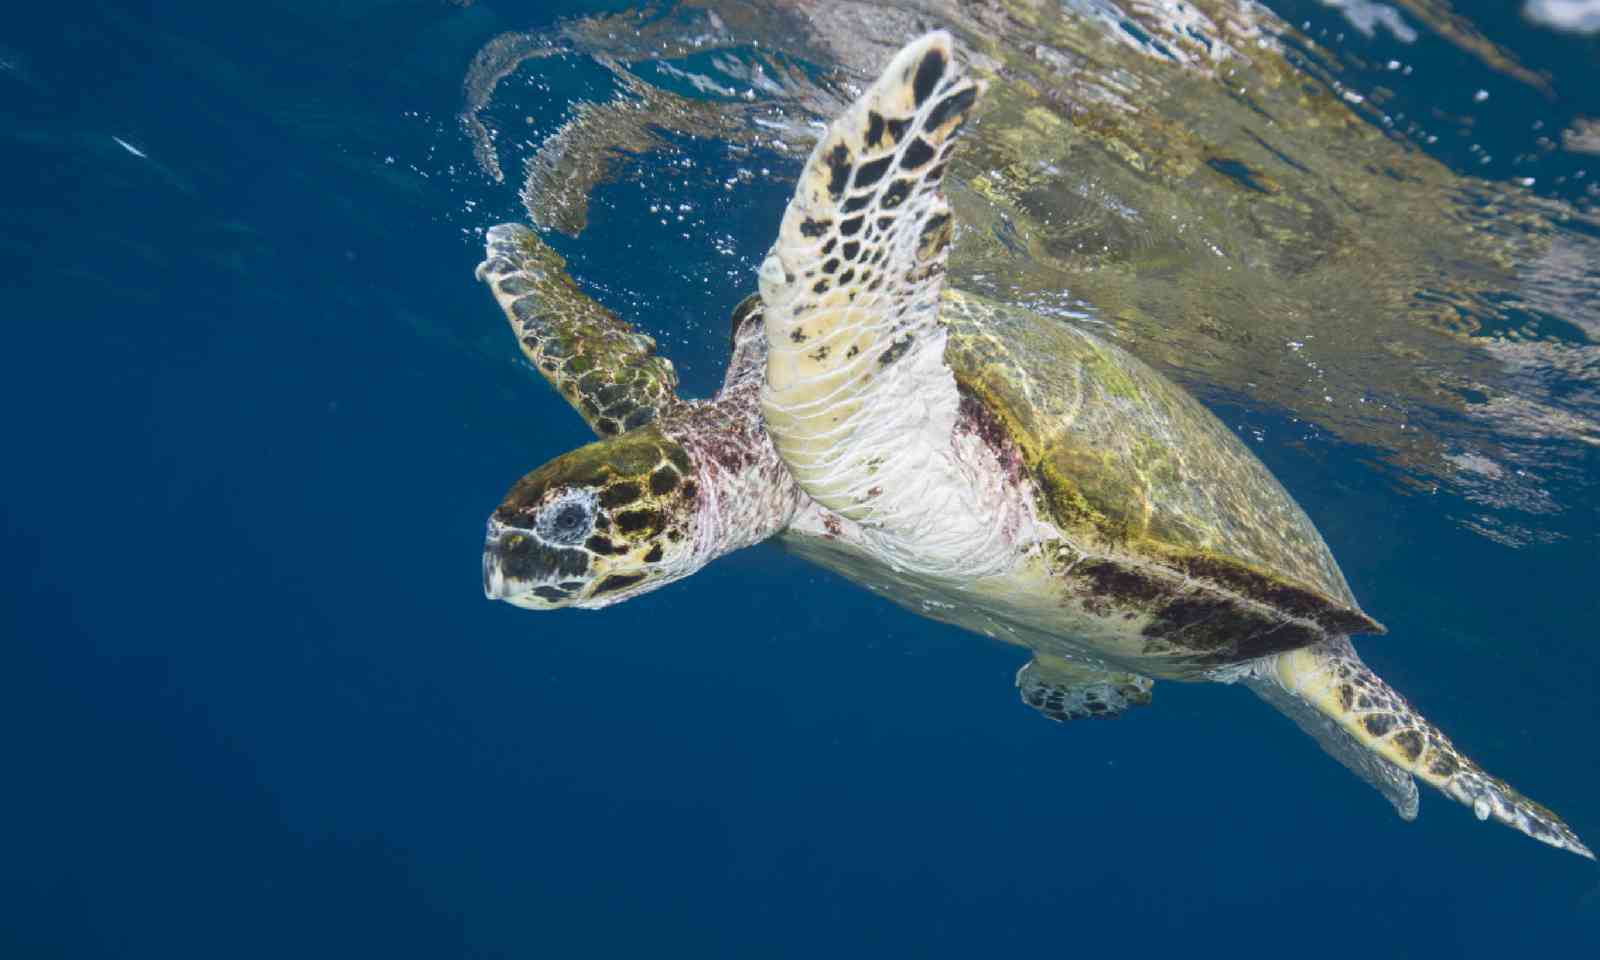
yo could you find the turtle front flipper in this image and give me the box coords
[1018,655,1153,722]
[1252,637,1592,859]
[756,32,984,536]
[477,223,679,437]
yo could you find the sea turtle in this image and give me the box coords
[475,32,1590,859]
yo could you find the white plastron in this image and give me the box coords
[758,32,1020,578]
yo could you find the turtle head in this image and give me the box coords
[483,425,702,609]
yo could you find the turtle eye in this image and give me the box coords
[537,496,594,545]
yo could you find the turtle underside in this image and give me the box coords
[782,288,1384,679]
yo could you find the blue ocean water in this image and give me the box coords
[3,1,1597,957]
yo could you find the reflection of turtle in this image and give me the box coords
[477,33,1589,858]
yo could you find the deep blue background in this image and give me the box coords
[3,2,1597,957]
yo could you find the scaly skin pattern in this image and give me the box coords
[482,293,802,609]
[479,223,680,436]
[1259,638,1593,859]
[1016,654,1154,722]
[484,425,707,607]
[757,34,1019,580]
[660,297,805,574]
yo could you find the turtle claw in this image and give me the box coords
[1444,773,1595,860]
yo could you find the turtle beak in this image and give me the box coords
[481,518,590,609]
[482,528,534,604]
[483,547,507,600]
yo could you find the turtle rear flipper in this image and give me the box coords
[1253,637,1592,859]
[478,223,680,437]
[1017,655,1153,722]
[1245,667,1420,821]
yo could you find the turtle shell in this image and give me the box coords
[940,289,1384,659]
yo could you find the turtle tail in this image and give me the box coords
[1251,637,1592,859]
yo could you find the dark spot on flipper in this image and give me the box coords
[821,237,837,255]
[1338,684,1354,711]
[511,296,539,321]
[592,573,647,596]
[533,586,571,602]
[1363,713,1396,738]
[886,116,912,144]
[825,143,852,199]
[853,155,893,189]
[900,137,936,170]
[846,345,860,358]
[643,544,664,563]
[913,47,946,106]
[882,179,912,209]
[923,85,977,133]
[879,334,914,366]
[799,218,830,238]
[840,216,864,236]
[843,194,871,214]
[809,345,830,361]
[790,328,808,343]
[866,111,886,148]
[924,162,946,183]
[575,372,604,398]
[1393,730,1424,762]
[813,279,830,294]
[918,212,951,258]
[497,276,533,296]
[843,241,860,261]
[822,258,840,274]
[839,269,855,285]
[593,383,630,407]
[1429,753,1460,777]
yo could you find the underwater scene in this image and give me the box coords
[3,0,1599,955]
